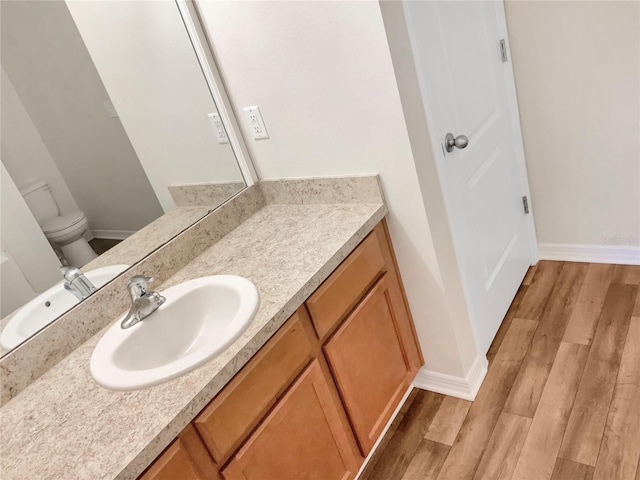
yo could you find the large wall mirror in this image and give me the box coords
[0,0,251,356]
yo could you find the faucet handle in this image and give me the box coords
[127,275,154,301]
[59,266,83,282]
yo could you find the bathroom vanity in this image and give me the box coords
[1,2,424,478]
[0,177,423,479]
[141,223,422,479]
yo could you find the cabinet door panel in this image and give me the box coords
[194,310,312,464]
[324,274,414,454]
[222,360,359,480]
[306,231,387,340]
[141,424,220,480]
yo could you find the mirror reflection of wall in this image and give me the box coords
[0,1,246,347]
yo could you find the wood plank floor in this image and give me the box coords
[361,261,640,480]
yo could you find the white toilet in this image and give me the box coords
[21,181,97,267]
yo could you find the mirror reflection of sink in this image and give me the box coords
[90,275,259,391]
[0,265,130,351]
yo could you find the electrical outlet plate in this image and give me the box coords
[243,106,269,140]
[207,112,230,144]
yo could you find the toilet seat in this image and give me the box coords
[42,212,89,246]
[42,212,86,235]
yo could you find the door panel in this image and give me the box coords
[440,2,499,133]
[404,0,534,353]
[469,148,522,283]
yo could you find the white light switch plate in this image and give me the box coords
[243,106,269,139]
[207,113,230,144]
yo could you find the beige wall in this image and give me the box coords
[0,244,37,318]
[1,0,163,233]
[505,0,640,248]
[199,0,481,378]
[1,69,80,216]
[0,163,61,298]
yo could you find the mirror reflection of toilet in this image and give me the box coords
[20,181,97,267]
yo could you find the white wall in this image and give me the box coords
[66,0,244,213]
[505,1,640,250]
[0,163,61,297]
[199,0,480,378]
[0,245,36,318]
[1,0,163,233]
[1,69,80,216]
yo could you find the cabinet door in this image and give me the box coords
[222,359,360,480]
[324,273,418,455]
[194,310,313,464]
[306,231,387,340]
[141,424,221,480]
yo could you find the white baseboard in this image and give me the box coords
[91,229,135,241]
[413,355,488,401]
[539,243,640,265]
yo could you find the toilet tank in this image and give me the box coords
[20,181,59,226]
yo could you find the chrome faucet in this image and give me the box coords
[121,275,166,329]
[59,266,96,300]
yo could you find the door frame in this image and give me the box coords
[495,1,539,263]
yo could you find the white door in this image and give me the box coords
[404,1,537,353]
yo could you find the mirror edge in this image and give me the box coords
[176,0,259,186]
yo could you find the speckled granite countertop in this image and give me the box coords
[0,200,386,479]
[84,206,212,271]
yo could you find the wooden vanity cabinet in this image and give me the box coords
[305,231,388,340]
[222,359,360,480]
[193,311,314,464]
[307,223,423,455]
[324,273,418,454]
[140,220,422,480]
[140,424,221,480]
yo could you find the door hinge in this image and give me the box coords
[499,39,508,63]
[522,196,530,215]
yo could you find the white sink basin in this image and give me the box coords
[0,264,130,351]
[90,275,259,391]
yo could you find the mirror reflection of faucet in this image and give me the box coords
[59,266,96,301]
